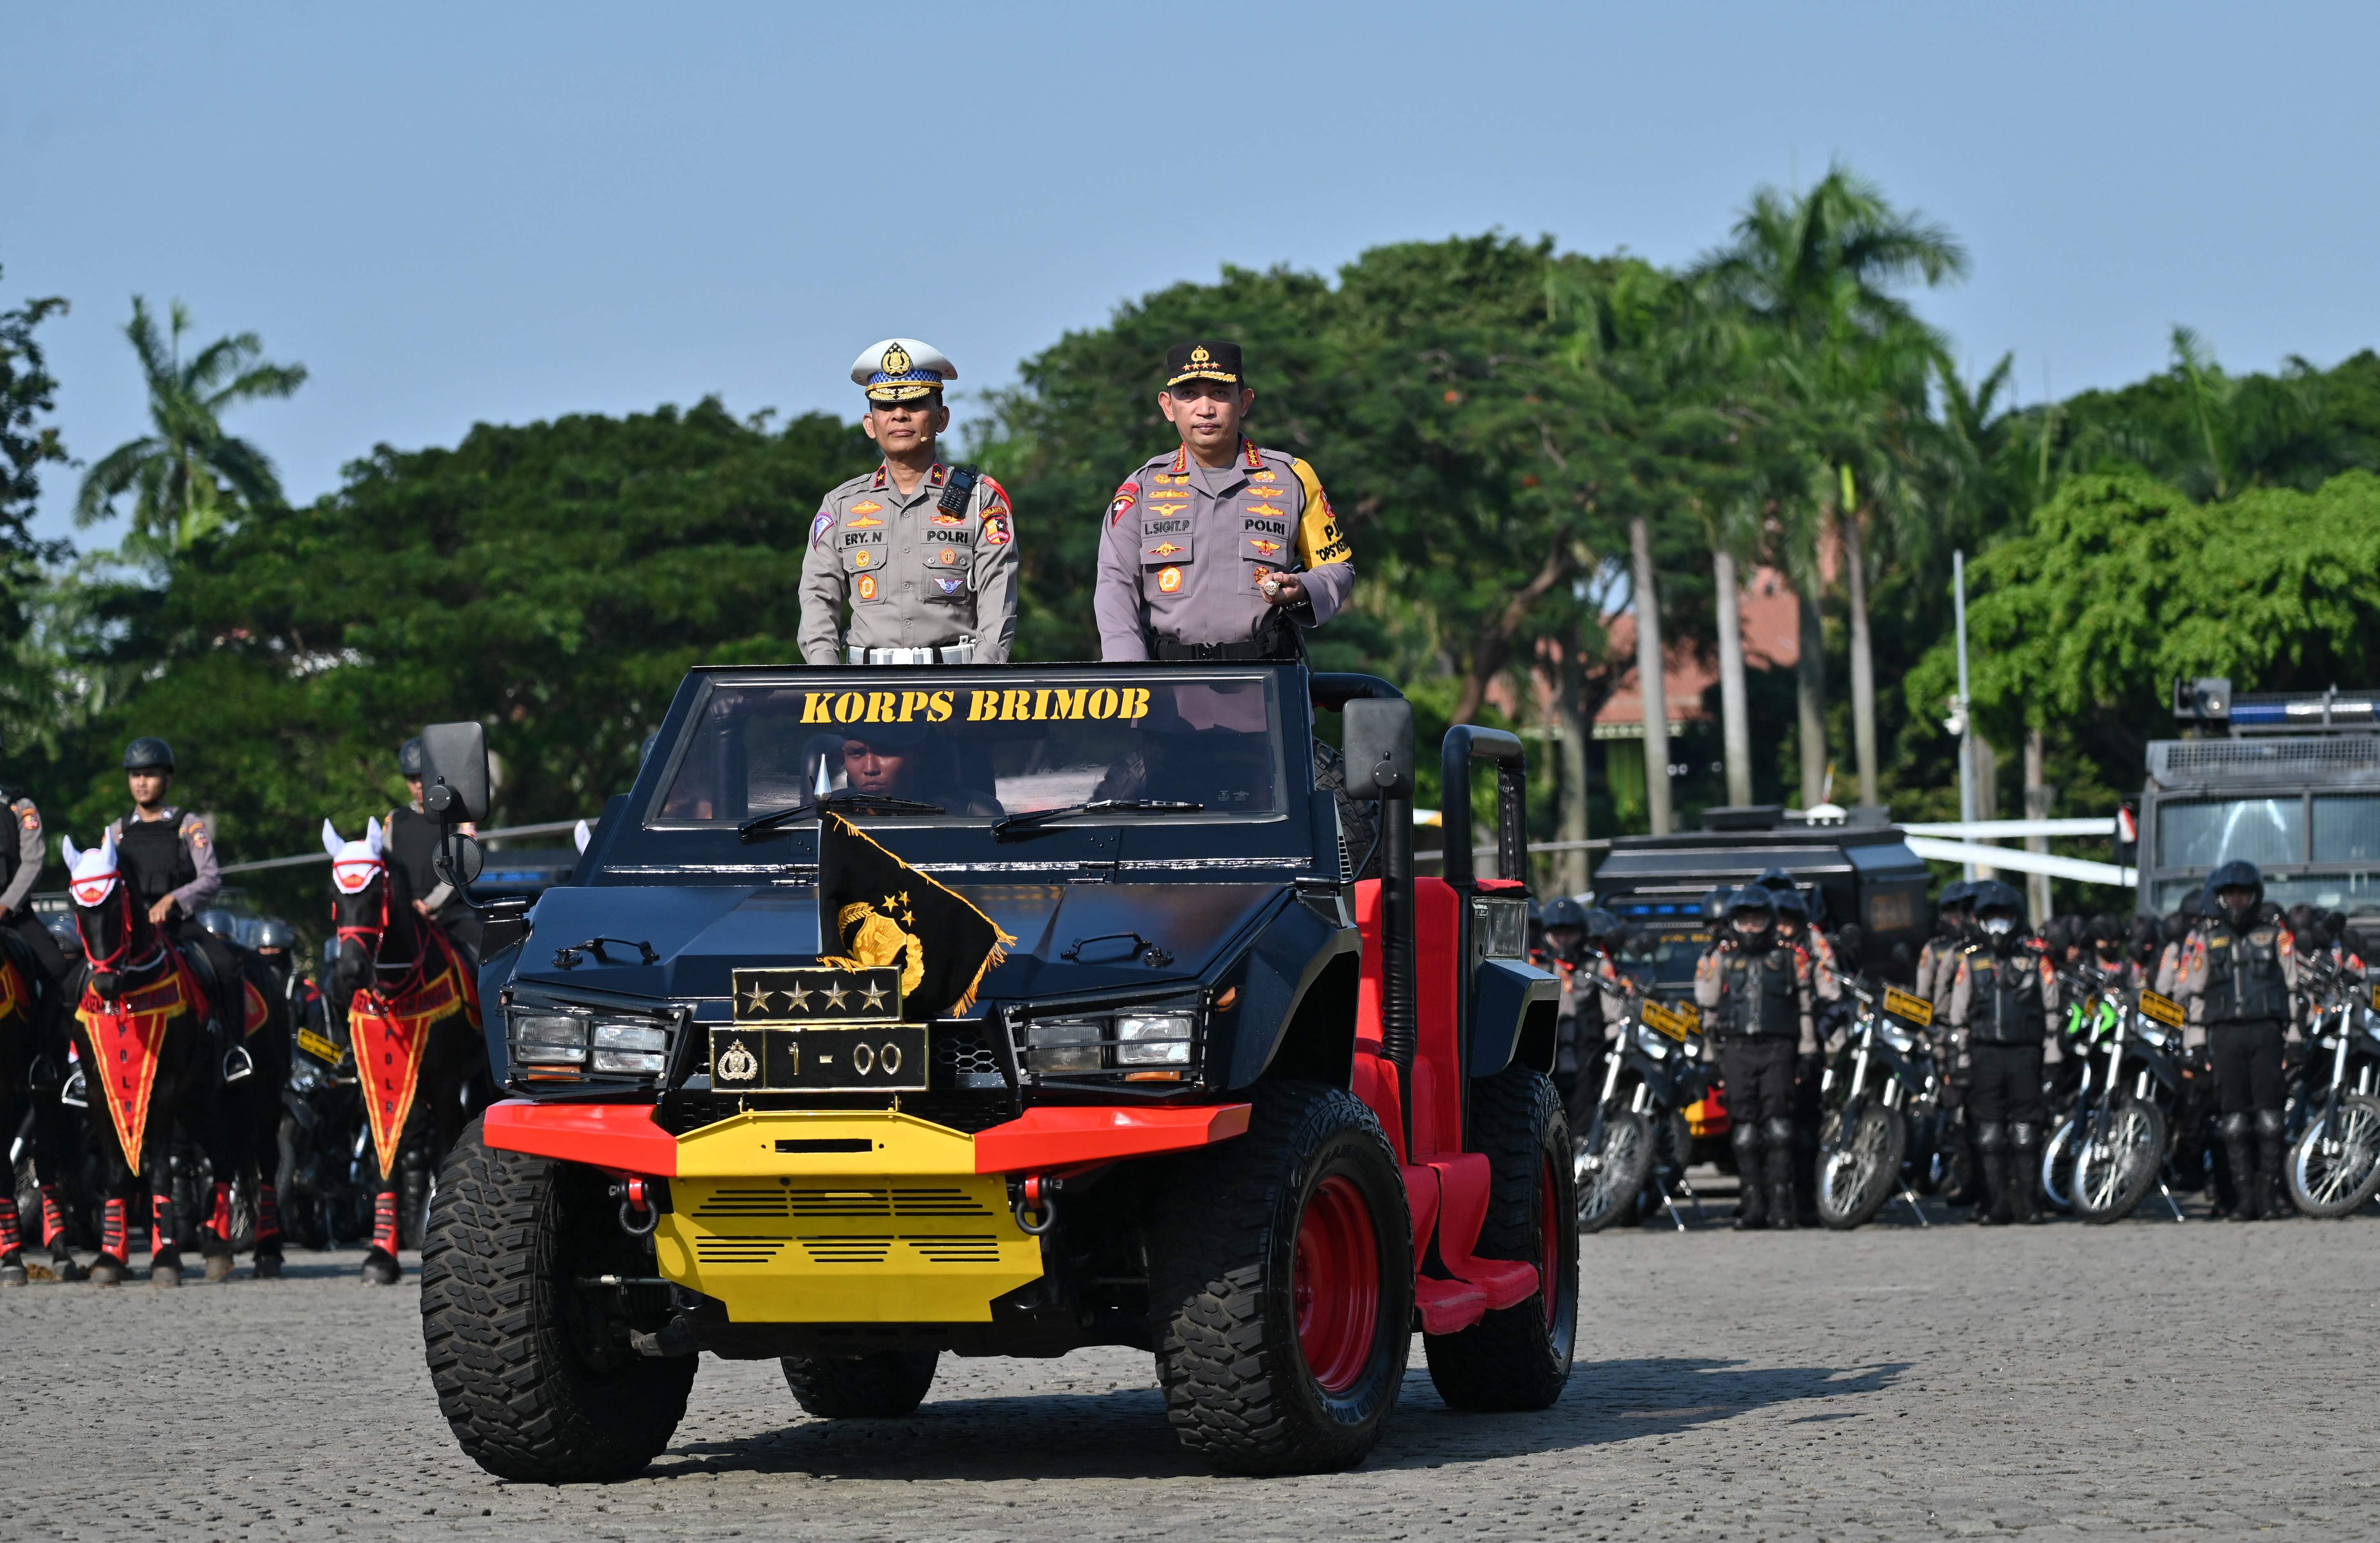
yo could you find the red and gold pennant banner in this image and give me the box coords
[78,970,193,1170]
[350,942,478,1180]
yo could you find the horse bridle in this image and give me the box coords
[71,869,165,980]
[334,856,433,1003]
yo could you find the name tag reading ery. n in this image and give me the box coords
[710,966,928,1094]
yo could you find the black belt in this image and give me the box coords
[1152,619,1302,663]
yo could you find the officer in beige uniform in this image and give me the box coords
[1094,341,1354,661]
[799,338,1018,666]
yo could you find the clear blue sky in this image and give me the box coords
[11,2,2378,549]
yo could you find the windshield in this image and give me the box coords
[2156,797,2305,868]
[650,671,1286,827]
[1619,928,1710,990]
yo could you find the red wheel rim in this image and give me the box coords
[1292,1173,1382,1394]
[1538,1154,1561,1328]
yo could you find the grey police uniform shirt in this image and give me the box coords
[1,796,42,914]
[798,461,1018,664]
[1094,439,1355,661]
[103,809,221,915]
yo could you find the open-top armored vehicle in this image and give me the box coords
[421,663,1570,1479]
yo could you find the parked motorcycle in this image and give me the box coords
[1574,980,1714,1232]
[2047,974,2188,1224]
[2286,963,2380,1218]
[1813,981,1940,1229]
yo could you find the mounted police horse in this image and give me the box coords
[323,820,482,1287]
[59,833,252,1285]
[0,916,74,1285]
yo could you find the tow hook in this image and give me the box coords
[629,1316,699,1358]
[1012,1175,1060,1236]
[611,1177,661,1237]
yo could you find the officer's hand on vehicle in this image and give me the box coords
[1259,574,1306,608]
[147,895,176,926]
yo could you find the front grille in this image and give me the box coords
[692,1186,795,1219]
[694,1237,787,1264]
[934,1020,1002,1082]
[904,1235,1002,1263]
[799,1236,892,1264]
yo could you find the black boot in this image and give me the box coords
[2256,1110,2291,1220]
[0,1197,25,1285]
[1731,1126,1767,1230]
[1764,1120,1798,1231]
[1975,1122,2009,1225]
[2010,1123,2044,1224]
[2220,1114,2259,1221]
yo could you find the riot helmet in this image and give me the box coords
[254,917,298,953]
[2206,859,2264,928]
[398,736,426,779]
[1971,880,2026,955]
[1771,887,1809,934]
[197,908,243,942]
[1726,884,1777,949]
[2089,913,2128,962]
[42,909,82,962]
[1582,908,1621,949]
[1935,879,1975,937]
[124,737,175,773]
[1540,896,1587,962]
[1700,885,1737,924]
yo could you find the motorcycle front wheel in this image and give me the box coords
[1816,1104,1907,1230]
[2288,1094,2380,1218]
[2040,1118,2080,1213]
[1574,1111,1652,1233]
[2072,1100,2167,1224]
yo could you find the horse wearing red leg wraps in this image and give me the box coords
[323,819,482,1287]
[59,832,226,1286]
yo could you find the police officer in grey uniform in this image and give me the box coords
[799,338,1019,666]
[1095,341,1355,661]
[105,738,243,1056]
[387,736,482,960]
[0,772,66,991]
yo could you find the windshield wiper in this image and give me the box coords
[991,799,1204,839]
[738,792,947,843]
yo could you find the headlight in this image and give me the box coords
[1878,1024,1915,1054]
[1023,1020,1106,1074]
[512,1014,586,1066]
[1635,1024,1670,1059]
[591,1022,668,1073]
[1117,1014,1194,1066]
[1015,1002,1205,1083]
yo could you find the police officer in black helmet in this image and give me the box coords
[105,738,246,1052]
[1946,881,2061,1225]
[386,736,482,961]
[2174,859,2298,1220]
[1695,885,1819,1230]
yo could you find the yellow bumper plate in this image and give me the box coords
[652,1110,1043,1324]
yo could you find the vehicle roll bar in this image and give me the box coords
[1439,725,1526,888]
[1326,677,1417,1158]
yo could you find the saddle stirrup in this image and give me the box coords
[222,1044,254,1083]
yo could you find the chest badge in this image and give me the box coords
[1151,542,1183,556]
[936,546,961,566]
[856,574,879,601]
[1157,567,1184,594]
[853,549,873,568]
[1247,537,1283,558]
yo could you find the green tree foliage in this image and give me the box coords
[1905,469,2380,812]
[76,298,307,557]
[55,400,874,866]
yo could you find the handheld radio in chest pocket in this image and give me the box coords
[936,466,978,521]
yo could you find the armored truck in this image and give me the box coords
[420,663,1569,1480]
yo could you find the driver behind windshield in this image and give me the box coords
[838,720,1002,816]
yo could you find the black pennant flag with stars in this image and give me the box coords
[815,811,1016,1022]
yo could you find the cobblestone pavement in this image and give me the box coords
[6,1198,2376,1541]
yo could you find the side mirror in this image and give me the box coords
[441,833,486,886]
[1342,699,1414,802]
[421,722,490,825]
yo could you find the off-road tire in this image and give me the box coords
[2072,1099,2167,1224]
[420,1120,695,1482]
[1422,1067,1577,1411]
[2290,1093,2380,1218]
[780,1350,940,1418]
[1816,1103,1907,1231]
[1145,1081,1412,1475]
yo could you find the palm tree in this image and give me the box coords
[76,297,307,553]
[1690,166,1968,808]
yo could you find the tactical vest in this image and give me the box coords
[1714,945,1799,1039]
[116,811,195,905]
[385,805,442,906]
[2200,919,2289,1026]
[1966,951,2046,1046]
